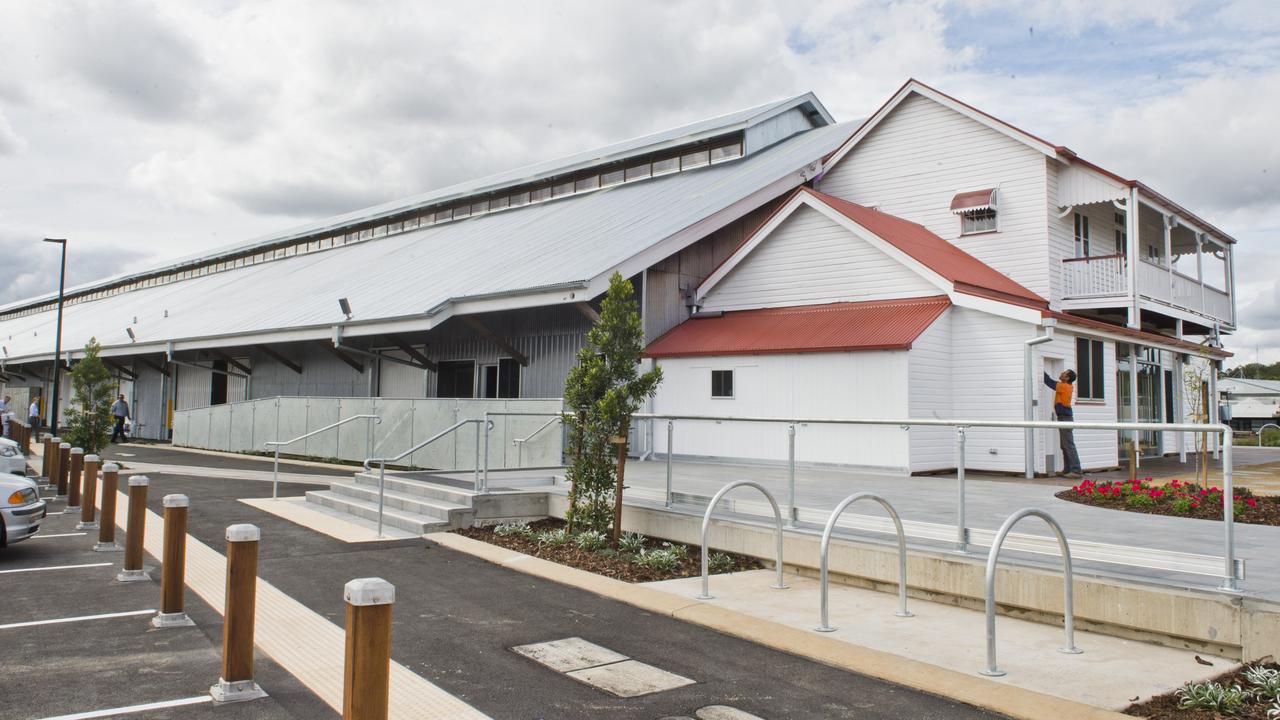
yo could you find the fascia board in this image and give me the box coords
[951,292,1044,323]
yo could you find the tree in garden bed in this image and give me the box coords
[562,272,662,539]
[61,338,115,454]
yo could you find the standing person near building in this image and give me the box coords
[110,394,130,443]
[0,395,10,438]
[1044,370,1083,478]
[28,397,41,434]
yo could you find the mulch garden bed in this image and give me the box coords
[1055,478,1280,526]
[1124,661,1280,718]
[454,518,762,583]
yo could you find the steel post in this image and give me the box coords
[665,420,673,509]
[1220,430,1239,591]
[699,480,787,600]
[787,424,797,527]
[482,414,490,492]
[377,461,386,539]
[956,427,968,552]
[272,448,280,500]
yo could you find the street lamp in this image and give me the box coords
[43,238,67,435]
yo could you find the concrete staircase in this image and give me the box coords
[304,470,550,534]
[306,472,477,534]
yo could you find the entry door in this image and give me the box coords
[1042,357,1064,474]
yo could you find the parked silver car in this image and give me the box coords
[0,437,27,477]
[1,474,45,546]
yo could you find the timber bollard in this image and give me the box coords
[152,495,194,628]
[56,442,71,498]
[76,455,101,530]
[66,448,84,511]
[117,475,150,581]
[210,524,268,703]
[40,436,52,482]
[48,437,63,491]
[95,463,123,551]
[343,578,395,720]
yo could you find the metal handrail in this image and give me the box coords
[263,414,380,499]
[363,418,483,537]
[981,508,1081,677]
[513,416,562,467]
[816,492,911,632]
[1260,423,1280,448]
[698,480,788,600]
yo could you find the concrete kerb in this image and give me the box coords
[429,532,1127,720]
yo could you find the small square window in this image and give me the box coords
[961,208,998,235]
[489,195,509,211]
[710,142,743,163]
[575,175,600,192]
[680,149,710,170]
[601,169,625,187]
[509,191,530,207]
[552,180,574,197]
[652,157,678,176]
[530,186,552,203]
[711,369,734,398]
[625,162,651,182]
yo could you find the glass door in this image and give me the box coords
[1116,344,1163,458]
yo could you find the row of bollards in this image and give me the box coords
[42,437,396,719]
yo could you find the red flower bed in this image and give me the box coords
[1055,477,1280,526]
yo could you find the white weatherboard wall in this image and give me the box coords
[653,351,911,471]
[948,307,1034,473]
[818,92,1051,300]
[1034,330,1119,472]
[700,205,938,312]
[907,309,953,472]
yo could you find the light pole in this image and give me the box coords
[44,238,67,435]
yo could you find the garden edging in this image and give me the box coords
[429,531,1127,720]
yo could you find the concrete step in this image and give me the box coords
[351,472,475,505]
[304,490,454,534]
[327,480,470,522]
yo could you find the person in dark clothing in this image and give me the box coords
[110,394,130,443]
[1044,370,1084,478]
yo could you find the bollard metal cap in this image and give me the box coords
[71,447,84,455]
[59,442,71,449]
[51,436,62,443]
[127,475,149,487]
[226,524,260,542]
[101,462,120,472]
[344,578,395,606]
[162,494,189,508]
[85,454,100,463]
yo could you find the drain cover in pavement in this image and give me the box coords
[511,637,696,698]
[696,706,765,720]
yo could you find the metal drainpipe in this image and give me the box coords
[1024,322,1056,479]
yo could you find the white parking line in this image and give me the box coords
[38,695,212,720]
[0,609,155,630]
[0,562,111,575]
[29,532,87,539]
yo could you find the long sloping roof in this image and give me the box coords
[1,93,832,314]
[0,121,855,362]
[645,297,950,358]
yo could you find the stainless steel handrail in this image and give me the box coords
[263,414,380,499]
[980,508,1081,677]
[816,492,911,632]
[698,480,788,600]
[513,416,562,467]
[1260,423,1280,448]
[363,418,482,537]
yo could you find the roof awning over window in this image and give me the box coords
[950,188,997,214]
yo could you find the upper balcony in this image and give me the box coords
[1056,176,1236,333]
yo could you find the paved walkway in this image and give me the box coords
[63,448,1003,719]
[605,453,1280,599]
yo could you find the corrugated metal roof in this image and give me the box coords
[644,297,950,358]
[803,188,1046,307]
[0,122,856,362]
[0,93,833,314]
[1220,378,1280,396]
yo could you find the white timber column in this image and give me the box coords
[1196,233,1206,315]
[1163,214,1176,300]
[1174,352,1187,463]
[1126,186,1141,329]
[1130,344,1141,469]
[1226,242,1237,328]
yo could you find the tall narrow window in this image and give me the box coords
[1075,337,1105,400]
[1114,211,1127,255]
[1074,213,1090,258]
[711,369,734,398]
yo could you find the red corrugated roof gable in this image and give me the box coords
[801,188,1046,307]
[645,297,950,358]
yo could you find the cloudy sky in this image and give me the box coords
[0,0,1276,362]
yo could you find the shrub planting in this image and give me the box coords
[1057,477,1278,526]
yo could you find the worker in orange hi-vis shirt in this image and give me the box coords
[1044,369,1083,478]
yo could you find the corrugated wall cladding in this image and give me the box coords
[745,107,816,154]
[818,92,1051,299]
[248,345,370,399]
[130,363,167,440]
[699,204,939,312]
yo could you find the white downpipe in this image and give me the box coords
[1024,322,1056,479]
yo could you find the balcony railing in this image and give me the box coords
[1061,256,1231,324]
